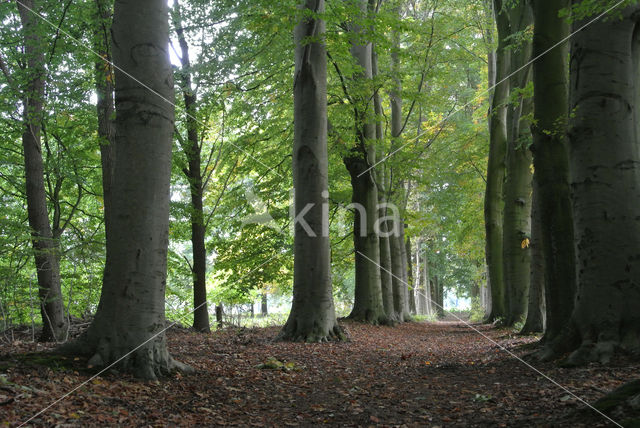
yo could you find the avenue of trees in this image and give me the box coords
[0,0,638,379]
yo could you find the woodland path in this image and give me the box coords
[1,321,636,426]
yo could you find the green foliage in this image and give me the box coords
[0,0,494,329]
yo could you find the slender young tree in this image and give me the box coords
[68,0,190,379]
[560,3,640,364]
[16,0,68,341]
[530,0,576,348]
[279,0,344,342]
[172,0,210,332]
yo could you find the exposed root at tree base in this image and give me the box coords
[58,334,193,381]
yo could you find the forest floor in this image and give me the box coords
[0,320,638,427]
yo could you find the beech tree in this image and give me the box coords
[343,0,388,325]
[484,0,509,321]
[279,0,344,342]
[68,0,190,379]
[559,1,640,364]
[530,0,576,346]
[502,0,533,327]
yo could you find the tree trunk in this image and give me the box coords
[216,304,223,329]
[344,0,387,325]
[390,223,409,322]
[484,0,510,322]
[261,293,268,317]
[531,0,576,348]
[373,44,398,324]
[520,178,545,334]
[94,0,116,243]
[406,235,416,315]
[279,0,344,342]
[434,275,444,318]
[503,1,533,327]
[173,0,210,333]
[421,248,432,316]
[561,4,640,365]
[17,0,68,342]
[67,0,189,379]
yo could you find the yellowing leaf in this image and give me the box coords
[521,238,530,249]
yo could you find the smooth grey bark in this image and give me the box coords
[67,0,189,379]
[17,0,68,342]
[503,0,533,327]
[372,44,398,324]
[387,8,412,323]
[484,0,510,322]
[521,178,545,334]
[173,0,210,333]
[390,226,410,322]
[531,0,576,348]
[561,4,640,364]
[344,0,387,325]
[279,0,344,342]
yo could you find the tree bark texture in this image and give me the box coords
[563,4,640,364]
[484,0,510,322]
[70,0,189,379]
[503,0,533,327]
[279,0,344,341]
[521,177,545,334]
[531,0,576,346]
[344,0,387,325]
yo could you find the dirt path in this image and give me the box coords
[1,321,636,426]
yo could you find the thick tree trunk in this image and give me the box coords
[17,0,68,342]
[561,5,640,365]
[503,1,533,327]
[173,0,210,333]
[484,0,510,322]
[531,0,576,348]
[521,178,545,334]
[67,0,189,379]
[279,0,344,342]
[344,0,387,325]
